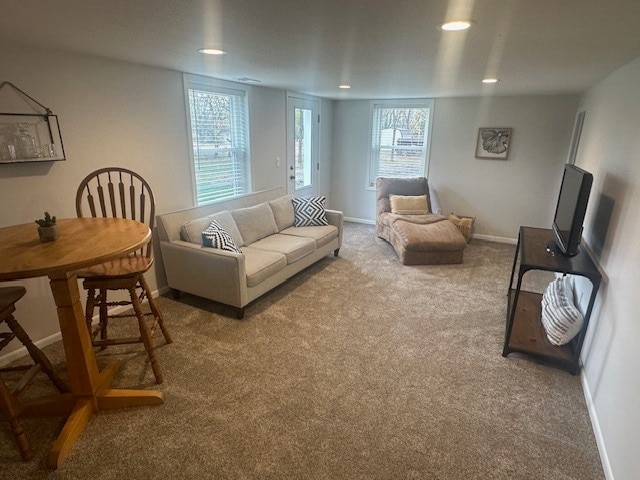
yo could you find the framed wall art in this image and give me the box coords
[475,127,512,160]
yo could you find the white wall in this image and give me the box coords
[0,41,190,354]
[331,95,579,238]
[0,40,332,355]
[251,92,333,198]
[330,100,371,215]
[574,56,640,480]
[3,33,636,479]
[319,99,333,200]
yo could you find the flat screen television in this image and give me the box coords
[548,164,593,257]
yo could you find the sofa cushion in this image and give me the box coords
[389,194,430,215]
[181,211,244,247]
[241,247,287,287]
[391,218,467,252]
[231,202,278,245]
[181,217,212,244]
[249,233,316,264]
[211,211,244,247]
[292,196,329,227]
[269,195,295,231]
[280,225,338,248]
[201,220,242,253]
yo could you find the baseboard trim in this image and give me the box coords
[0,330,63,367]
[344,216,375,225]
[0,286,169,367]
[581,371,614,479]
[472,233,517,244]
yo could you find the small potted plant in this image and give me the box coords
[35,211,59,242]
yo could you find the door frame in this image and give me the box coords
[286,92,320,196]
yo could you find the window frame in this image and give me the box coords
[366,98,434,190]
[183,73,252,206]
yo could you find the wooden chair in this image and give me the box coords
[75,167,172,384]
[0,286,68,460]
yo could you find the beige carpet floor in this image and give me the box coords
[1,222,604,479]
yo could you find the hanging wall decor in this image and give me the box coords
[475,127,512,160]
[0,81,66,164]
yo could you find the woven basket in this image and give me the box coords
[449,214,476,243]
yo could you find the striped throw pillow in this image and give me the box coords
[202,220,242,253]
[541,276,583,346]
[292,196,329,227]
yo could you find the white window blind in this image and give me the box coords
[368,100,432,188]
[186,80,250,204]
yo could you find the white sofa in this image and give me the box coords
[156,188,343,318]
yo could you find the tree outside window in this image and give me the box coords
[368,100,433,188]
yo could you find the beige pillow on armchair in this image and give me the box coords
[389,194,430,215]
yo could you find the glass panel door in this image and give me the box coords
[287,95,319,196]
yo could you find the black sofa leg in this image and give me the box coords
[236,307,245,320]
[334,248,340,257]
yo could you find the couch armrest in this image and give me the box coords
[325,209,344,246]
[159,240,247,307]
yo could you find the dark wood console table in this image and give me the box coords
[503,226,602,374]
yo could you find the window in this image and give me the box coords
[367,99,433,188]
[184,75,251,205]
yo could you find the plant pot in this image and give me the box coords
[38,225,59,242]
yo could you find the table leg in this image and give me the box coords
[48,398,94,468]
[42,271,164,469]
[48,272,101,395]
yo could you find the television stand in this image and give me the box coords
[503,227,601,374]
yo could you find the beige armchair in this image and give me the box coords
[376,177,467,265]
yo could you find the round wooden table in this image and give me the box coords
[0,218,164,468]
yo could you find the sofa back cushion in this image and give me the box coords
[181,210,244,247]
[157,187,287,243]
[269,195,295,231]
[231,202,278,245]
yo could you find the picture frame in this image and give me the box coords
[475,127,512,160]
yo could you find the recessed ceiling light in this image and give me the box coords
[441,21,472,31]
[482,78,499,84]
[339,85,351,89]
[198,48,227,55]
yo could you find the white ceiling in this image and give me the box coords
[2,0,640,99]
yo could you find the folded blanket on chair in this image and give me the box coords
[389,213,448,225]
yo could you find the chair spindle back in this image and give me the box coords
[76,167,155,258]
